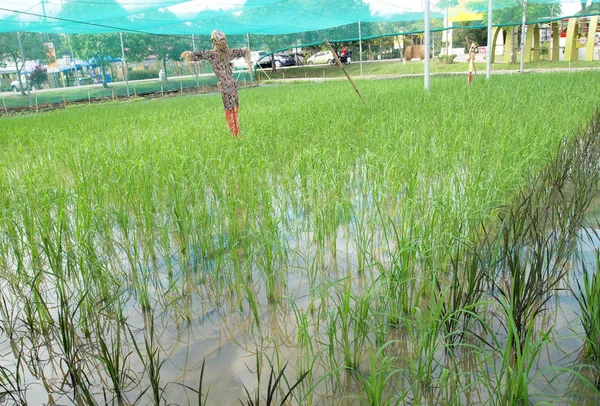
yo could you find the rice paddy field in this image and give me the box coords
[1,72,600,405]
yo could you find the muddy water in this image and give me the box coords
[2,193,600,405]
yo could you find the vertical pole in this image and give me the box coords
[520,0,527,72]
[69,35,80,86]
[358,21,363,77]
[191,34,200,88]
[444,3,449,55]
[486,0,493,79]
[247,33,253,81]
[119,32,130,97]
[424,0,431,91]
[16,32,32,106]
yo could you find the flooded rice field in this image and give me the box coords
[1,75,600,405]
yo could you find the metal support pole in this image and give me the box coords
[358,21,363,77]
[424,0,431,91]
[520,0,527,72]
[246,33,253,81]
[444,3,449,55]
[119,32,130,97]
[192,34,200,88]
[16,31,32,106]
[486,0,493,79]
[69,35,80,87]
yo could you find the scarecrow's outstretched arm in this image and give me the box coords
[181,50,212,63]
[229,47,252,72]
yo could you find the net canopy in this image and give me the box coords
[0,0,598,36]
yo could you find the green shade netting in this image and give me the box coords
[1,0,598,35]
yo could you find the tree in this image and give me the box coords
[452,21,488,53]
[468,1,561,25]
[60,0,127,87]
[70,33,121,88]
[577,1,600,15]
[0,32,47,95]
[145,33,190,81]
[130,10,191,81]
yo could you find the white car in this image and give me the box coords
[231,50,267,70]
[10,76,32,92]
[306,51,335,65]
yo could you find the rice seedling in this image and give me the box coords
[573,228,600,388]
[0,354,28,406]
[239,361,308,406]
[1,72,600,404]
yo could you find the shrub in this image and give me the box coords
[438,54,457,64]
[128,69,159,80]
[30,65,48,89]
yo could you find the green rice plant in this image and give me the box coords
[93,315,134,405]
[350,342,403,406]
[436,228,490,349]
[129,314,165,405]
[3,73,600,404]
[0,353,28,406]
[573,234,600,388]
[402,289,446,403]
[482,294,552,405]
[239,362,308,406]
[176,358,210,406]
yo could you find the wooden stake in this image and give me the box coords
[180,82,183,94]
[161,84,164,97]
[88,90,91,104]
[112,89,115,101]
[63,95,67,108]
[323,39,367,106]
[134,88,137,97]
[322,70,325,78]
[2,99,7,114]
[35,98,39,113]
[202,82,205,93]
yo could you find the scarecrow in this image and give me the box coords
[467,42,477,85]
[182,30,252,137]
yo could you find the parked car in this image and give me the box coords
[306,51,334,65]
[10,75,32,92]
[231,50,267,70]
[257,53,295,68]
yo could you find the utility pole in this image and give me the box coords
[486,0,493,79]
[17,31,33,106]
[191,34,200,88]
[358,21,363,77]
[424,0,431,91]
[119,32,130,97]
[69,35,80,86]
[520,0,527,72]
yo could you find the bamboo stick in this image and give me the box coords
[323,39,367,106]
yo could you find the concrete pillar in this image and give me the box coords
[564,18,579,62]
